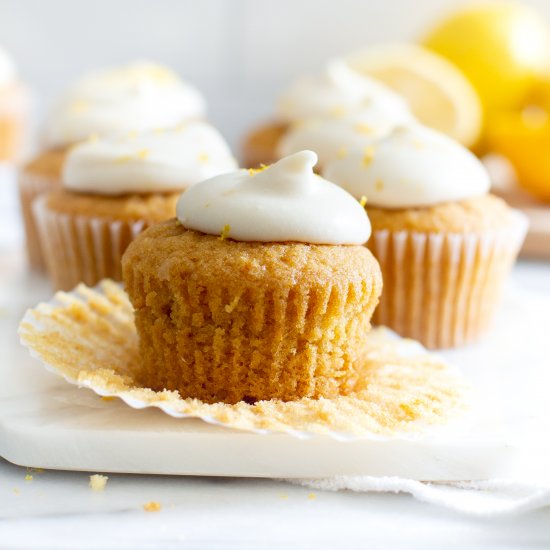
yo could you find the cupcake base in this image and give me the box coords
[368,212,528,348]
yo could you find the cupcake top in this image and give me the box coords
[0,46,16,88]
[45,61,206,148]
[277,101,415,167]
[177,150,371,244]
[277,59,410,123]
[63,122,237,195]
[323,125,490,209]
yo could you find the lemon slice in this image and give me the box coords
[347,43,482,147]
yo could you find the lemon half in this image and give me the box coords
[347,43,483,147]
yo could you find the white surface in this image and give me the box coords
[1,172,550,546]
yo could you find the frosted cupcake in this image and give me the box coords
[324,125,527,348]
[19,61,206,270]
[122,151,382,404]
[242,59,412,168]
[0,45,29,163]
[34,121,236,290]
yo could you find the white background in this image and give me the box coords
[2,0,550,151]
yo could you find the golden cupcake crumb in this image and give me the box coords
[143,501,162,512]
[89,474,109,491]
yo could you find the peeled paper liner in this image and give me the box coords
[18,280,468,441]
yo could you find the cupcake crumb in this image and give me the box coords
[89,474,109,491]
[143,501,162,512]
[307,492,317,500]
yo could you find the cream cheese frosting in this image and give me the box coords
[0,46,16,88]
[46,61,206,148]
[277,59,410,122]
[277,101,415,168]
[176,150,371,244]
[323,125,491,209]
[63,122,237,195]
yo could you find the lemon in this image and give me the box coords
[347,43,482,147]
[486,106,550,201]
[422,2,550,112]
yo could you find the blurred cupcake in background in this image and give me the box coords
[33,121,236,290]
[324,124,527,349]
[242,59,412,168]
[0,45,29,164]
[19,60,206,271]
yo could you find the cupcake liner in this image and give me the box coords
[18,170,61,271]
[369,211,529,349]
[32,195,147,290]
[18,280,468,440]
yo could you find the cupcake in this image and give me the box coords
[33,121,237,291]
[19,61,206,270]
[122,150,382,404]
[242,59,412,168]
[324,125,527,348]
[0,45,29,163]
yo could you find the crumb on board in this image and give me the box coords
[307,492,317,500]
[143,501,162,512]
[89,474,109,491]
[24,474,33,481]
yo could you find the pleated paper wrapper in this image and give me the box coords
[369,211,528,349]
[18,280,470,440]
[32,195,148,290]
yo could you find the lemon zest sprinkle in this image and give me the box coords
[359,195,368,207]
[336,147,348,159]
[375,179,384,192]
[219,224,231,240]
[362,146,376,167]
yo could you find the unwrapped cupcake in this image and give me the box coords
[324,124,527,348]
[122,150,382,403]
[33,121,237,290]
[0,45,29,163]
[242,59,413,169]
[19,61,206,270]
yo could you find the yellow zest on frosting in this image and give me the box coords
[219,224,231,240]
[198,152,209,163]
[375,179,384,192]
[248,164,269,175]
[336,147,348,159]
[70,99,90,114]
[136,149,149,160]
[329,105,346,118]
[362,146,376,167]
[87,134,99,143]
[355,123,373,134]
[359,195,368,207]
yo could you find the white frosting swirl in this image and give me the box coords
[63,122,237,195]
[323,125,491,208]
[0,46,16,88]
[46,61,206,148]
[277,101,414,168]
[177,150,371,245]
[277,59,409,122]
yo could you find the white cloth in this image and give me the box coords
[286,477,550,516]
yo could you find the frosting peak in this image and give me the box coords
[177,150,371,245]
[323,124,491,208]
[63,122,237,195]
[45,61,206,148]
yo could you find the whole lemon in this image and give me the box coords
[423,2,550,112]
[486,106,550,201]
